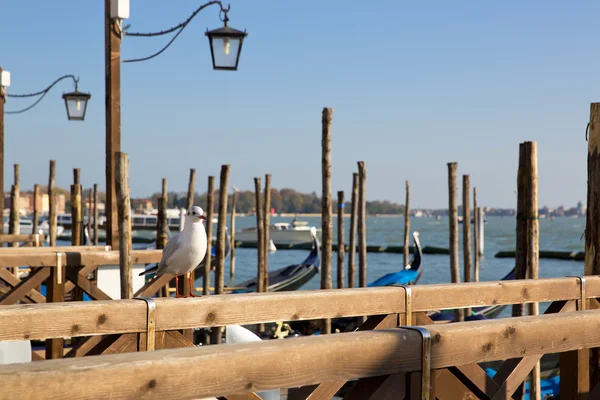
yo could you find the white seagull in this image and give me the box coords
[139,205,208,298]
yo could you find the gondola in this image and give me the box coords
[230,228,320,294]
[428,266,516,322]
[368,231,423,287]
[285,232,422,336]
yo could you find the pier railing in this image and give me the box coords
[0,248,167,307]
[0,305,598,399]
[0,274,598,398]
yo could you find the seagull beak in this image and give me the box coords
[199,215,207,221]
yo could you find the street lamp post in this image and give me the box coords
[0,69,91,236]
[0,67,7,234]
[104,0,248,246]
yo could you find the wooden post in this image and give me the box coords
[229,189,237,282]
[204,176,215,296]
[156,178,170,297]
[93,184,99,245]
[0,73,4,239]
[32,184,39,235]
[254,177,265,333]
[447,162,463,322]
[157,179,168,298]
[157,179,168,249]
[337,190,345,289]
[513,143,528,318]
[9,164,19,250]
[115,152,132,299]
[357,161,367,288]
[186,168,196,209]
[263,173,271,291]
[348,173,358,288]
[211,165,229,344]
[70,170,83,305]
[48,160,57,247]
[8,185,18,254]
[71,169,82,247]
[462,175,472,316]
[473,187,479,282]
[320,108,333,335]
[403,180,410,267]
[104,0,122,248]
[45,261,65,359]
[87,187,93,243]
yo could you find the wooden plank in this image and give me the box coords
[0,234,45,244]
[343,374,406,400]
[305,314,400,400]
[64,335,107,358]
[0,278,599,342]
[64,264,98,293]
[4,311,600,399]
[0,267,50,305]
[560,349,590,399]
[65,267,113,301]
[134,274,173,298]
[434,369,478,400]
[0,329,424,400]
[45,264,65,359]
[0,245,109,253]
[0,249,162,267]
[0,267,46,303]
[412,275,600,312]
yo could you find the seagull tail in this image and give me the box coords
[139,264,158,276]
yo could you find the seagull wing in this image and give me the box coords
[155,234,183,276]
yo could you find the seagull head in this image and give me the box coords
[186,206,207,224]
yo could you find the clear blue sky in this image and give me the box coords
[2,0,598,209]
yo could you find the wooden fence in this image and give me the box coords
[0,274,598,398]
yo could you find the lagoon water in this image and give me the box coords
[59,215,586,315]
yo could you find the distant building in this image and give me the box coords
[4,191,65,215]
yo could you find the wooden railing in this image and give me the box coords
[0,306,599,399]
[0,233,45,246]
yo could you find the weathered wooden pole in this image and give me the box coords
[357,161,367,288]
[473,187,479,282]
[203,176,215,296]
[263,173,271,291]
[462,175,472,316]
[93,184,99,245]
[48,160,57,247]
[337,191,345,289]
[0,74,4,239]
[104,0,122,248]
[320,108,333,335]
[157,179,168,298]
[229,188,238,282]
[447,162,463,322]
[157,179,168,249]
[348,173,358,288]
[186,168,196,209]
[525,142,541,400]
[513,143,528,318]
[115,152,132,299]
[581,103,600,394]
[403,180,410,267]
[9,164,20,249]
[32,184,40,235]
[211,165,230,344]
[86,187,92,243]
[71,169,82,246]
[254,176,265,333]
[8,185,18,254]
[70,169,84,305]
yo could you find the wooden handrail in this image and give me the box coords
[1,309,599,400]
[0,234,45,244]
[0,245,111,253]
[0,249,162,267]
[0,275,598,342]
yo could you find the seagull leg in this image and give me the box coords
[187,273,198,297]
[175,275,184,298]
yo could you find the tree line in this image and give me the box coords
[144,187,406,215]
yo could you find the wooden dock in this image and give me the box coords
[0,243,598,399]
